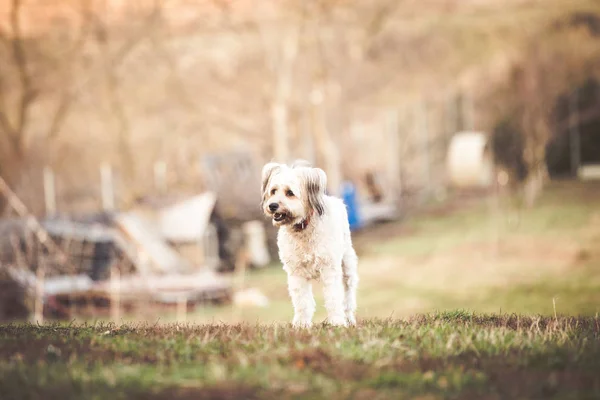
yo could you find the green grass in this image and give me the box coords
[372,182,600,257]
[3,181,600,399]
[2,313,600,399]
[179,181,600,324]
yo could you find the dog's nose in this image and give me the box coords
[268,203,279,212]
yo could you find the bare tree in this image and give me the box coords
[0,0,92,213]
[508,30,600,207]
[0,0,38,162]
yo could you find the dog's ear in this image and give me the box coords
[261,162,281,199]
[298,167,327,216]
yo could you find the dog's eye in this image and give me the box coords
[270,188,277,195]
[286,190,294,197]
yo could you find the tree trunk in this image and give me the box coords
[523,163,547,208]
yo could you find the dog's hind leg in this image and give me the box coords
[342,246,359,326]
[287,274,315,328]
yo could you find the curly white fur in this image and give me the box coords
[261,161,359,327]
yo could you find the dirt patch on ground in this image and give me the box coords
[0,337,124,364]
[287,348,371,381]
[9,382,271,400]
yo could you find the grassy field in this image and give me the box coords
[2,181,599,399]
[1,313,599,399]
[187,180,600,324]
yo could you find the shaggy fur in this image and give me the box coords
[261,160,359,327]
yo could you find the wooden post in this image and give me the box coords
[110,265,120,323]
[101,163,115,211]
[176,295,187,322]
[202,224,219,269]
[569,89,581,177]
[33,260,46,324]
[43,167,57,216]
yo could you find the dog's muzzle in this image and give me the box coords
[273,212,287,222]
[268,203,287,222]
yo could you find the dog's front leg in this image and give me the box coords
[342,247,359,326]
[287,274,315,328]
[321,268,347,327]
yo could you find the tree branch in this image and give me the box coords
[48,1,157,142]
[46,1,93,141]
[0,28,15,138]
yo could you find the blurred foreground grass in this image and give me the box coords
[189,180,600,324]
[1,312,599,399]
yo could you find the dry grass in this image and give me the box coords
[2,181,600,399]
[1,312,599,399]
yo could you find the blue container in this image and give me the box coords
[341,181,362,231]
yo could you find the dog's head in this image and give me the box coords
[261,160,327,227]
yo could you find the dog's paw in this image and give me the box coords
[346,315,357,327]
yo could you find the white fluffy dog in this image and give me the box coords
[261,160,359,327]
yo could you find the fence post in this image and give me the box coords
[33,259,46,324]
[43,167,57,216]
[110,265,120,323]
[202,224,220,269]
[101,163,115,211]
[176,295,187,322]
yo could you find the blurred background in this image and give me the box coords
[0,0,599,324]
